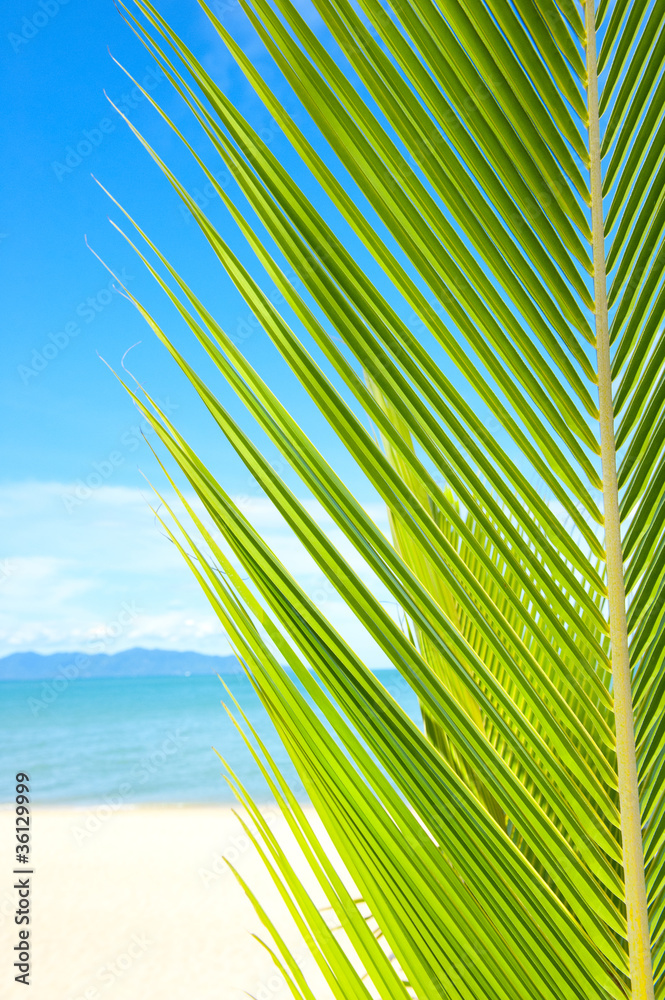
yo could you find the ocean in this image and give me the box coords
[0,672,422,805]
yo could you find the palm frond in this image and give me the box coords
[99,0,665,996]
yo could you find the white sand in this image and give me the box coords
[0,804,332,1000]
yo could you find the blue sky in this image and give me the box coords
[1,0,316,487]
[1,0,584,663]
[1,0,403,660]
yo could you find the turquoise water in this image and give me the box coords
[0,672,421,805]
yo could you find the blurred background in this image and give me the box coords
[0,0,403,659]
[0,4,425,993]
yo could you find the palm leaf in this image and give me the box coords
[98,0,664,996]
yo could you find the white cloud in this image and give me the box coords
[0,481,394,667]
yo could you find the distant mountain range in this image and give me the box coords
[0,647,242,680]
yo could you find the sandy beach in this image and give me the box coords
[0,804,332,1000]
